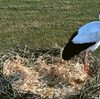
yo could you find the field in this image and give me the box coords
[0,0,100,99]
[0,0,100,52]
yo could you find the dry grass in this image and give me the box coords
[0,45,100,99]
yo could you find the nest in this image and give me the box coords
[3,57,89,98]
[0,45,100,99]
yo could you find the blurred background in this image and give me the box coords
[0,0,100,52]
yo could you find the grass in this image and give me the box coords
[0,0,100,52]
[0,1,100,98]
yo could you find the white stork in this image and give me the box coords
[62,15,100,74]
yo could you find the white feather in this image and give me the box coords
[72,21,100,44]
[86,41,100,51]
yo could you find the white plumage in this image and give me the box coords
[72,21,100,44]
[72,21,100,51]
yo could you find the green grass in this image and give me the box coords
[0,0,100,51]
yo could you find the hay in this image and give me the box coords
[0,45,100,99]
[3,54,89,98]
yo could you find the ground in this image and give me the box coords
[0,0,100,99]
[0,0,100,51]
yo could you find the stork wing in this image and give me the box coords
[72,21,100,44]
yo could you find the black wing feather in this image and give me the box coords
[62,31,96,60]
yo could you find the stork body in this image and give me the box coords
[62,21,100,74]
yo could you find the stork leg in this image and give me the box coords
[83,51,89,74]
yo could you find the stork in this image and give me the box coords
[62,15,100,74]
